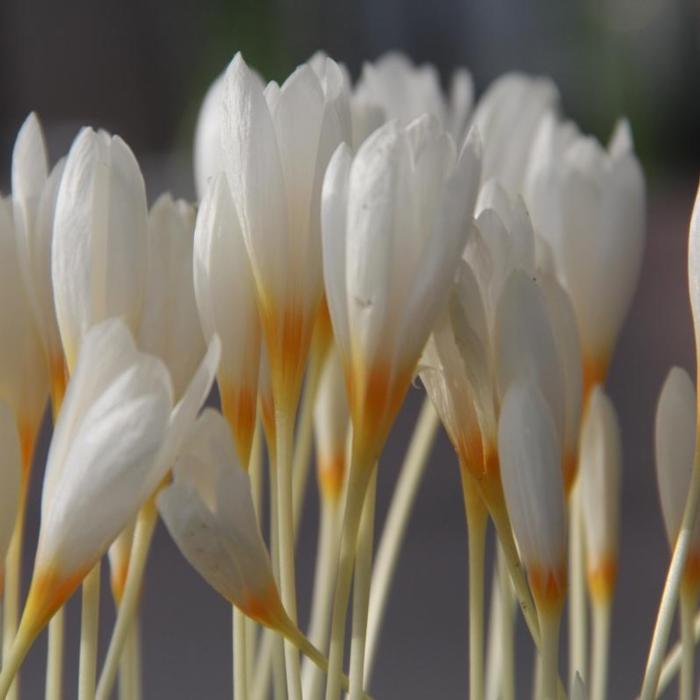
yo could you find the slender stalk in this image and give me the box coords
[498,546,516,700]
[658,608,700,694]
[0,610,40,698]
[78,564,102,700]
[234,607,248,699]
[2,489,27,700]
[46,609,65,700]
[304,501,341,700]
[539,608,561,700]
[95,502,158,700]
[590,599,611,700]
[462,474,487,700]
[640,453,700,700]
[680,590,697,700]
[484,559,502,700]
[364,400,439,684]
[276,407,302,700]
[119,617,141,700]
[349,471,377,700]
[325,462,373,700]
[569,487,587,693]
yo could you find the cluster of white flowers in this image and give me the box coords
[1,48,697,700]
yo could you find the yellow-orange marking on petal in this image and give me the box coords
[529,565,567,614]
[582,355,609,408]
[562,451,578,497]
[24,566,90,633]
[221,383,257,468]
[587,555,618,604]
[682,550,700,598]
[238,582,286,629]
[317,453,346,504]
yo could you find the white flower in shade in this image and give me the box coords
[689,183,700,353]
[322,117,481,464]
[579,387,622,602]
[655,368,699,554]
[139,194,205,400]
[525,117,645,393]
[0,197,48,470]
[498,378,566,610]
[20,319,219,637]
[52,127,148,372]
[194,172,261,465]
[193,72,225,200]
[472,73,558,193]
[158,409,288,628]
[222,52,351,410]
[354,51,473,141]
[0,401,22,589]
[313,348,350,503]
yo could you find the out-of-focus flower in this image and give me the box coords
[313,348,350,503]
[11,114,67,405]
[52,128,149,372]
[222,52,351,412]
[525,117,645,395]
[0,401,22,592]
[354,52,472,141]
[473,74,558,193]
[17,319,219,641]
[498,378,567,611]
[655,367,700,592]
[140,195,205,401]
[579,387,622,603]
[0,196,48,474]
[322,117,481,466]
[159,409,287,627]
[194,173,260,465]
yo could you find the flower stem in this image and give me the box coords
[463,475,487,700]
[234,607,248,699]
[498,546,516,700]
[96,501,157,700]
[590,598,611,700]
[46,609,65,700]
[275,406,302,700]
[349,471,377,700]
[539,607,562,700]
[569,486,587,692]
[364,400,439,684]
[658,607,700,693]
[640,453,700,700]
[680,590,697,700]
[78,563,102,700]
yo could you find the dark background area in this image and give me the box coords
[1,0,699,697]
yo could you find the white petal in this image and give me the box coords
[579,387,622,565]
[194,72,225,200]
[314,348,349,469]
[52,128,148,369]
[498,379,565,571]
[688,184,700,345]
[139,194,206,399]
[0,401,21,571]
[655,367,698,547]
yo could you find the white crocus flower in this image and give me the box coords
[355,51,473,141]
[498,378,567,609]
[193,72,226,201]
[140,194,205,401]
[313,348,350,504]
[222,52,350,412]
[0,402,22,589]
[655,367,700,590]
[472,73,559,193]
[525,118,645,395]
[52,127,148,372]
[8,319,219,660]
[0,197,48,473]
[579,387,622,602]
[322,116,481,466]
[194,172,260,465]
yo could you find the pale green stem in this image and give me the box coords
[234,607,248,700]
[95,502,158,700]
[325,462,373,700]
[246,420,262,688]
[304,501,341,700]
[0,610,39,698]
[539,608,561,700]
[658,608,700,694]
[569,487,587,693]
[640,453,700,700]
[46,609,65,700]
[349,471,377,700]
[484,557,503,700]
[590,599,611,700]
[276,406,302,700]
[78,564,102,700]
[499,546,516,700]
[364,400,439,685]
[681,591,697,700]
[120,617,141,700]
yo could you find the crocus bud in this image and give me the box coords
[579,387,622,602]
[52,128,148,371]
[194,173,260,465]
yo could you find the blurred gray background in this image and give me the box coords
[1,0,699,697]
